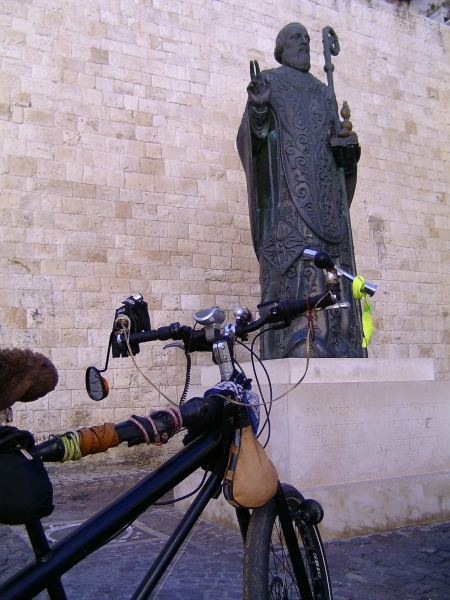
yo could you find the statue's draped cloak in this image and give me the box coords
[237,65,364,359]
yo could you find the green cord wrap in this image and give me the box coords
[60,431,82,462]
[352,275,374,349]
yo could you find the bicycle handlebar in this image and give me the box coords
[115,292,337,354]
[109,248,379,359]
[32,250,377,461]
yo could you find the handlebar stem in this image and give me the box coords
[212,335,235,381]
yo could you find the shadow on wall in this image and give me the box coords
[368,216,387,266]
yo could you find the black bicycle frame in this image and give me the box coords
[0,427,225,600]
[0,428,313,600]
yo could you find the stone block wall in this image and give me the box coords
[0,0,448,465]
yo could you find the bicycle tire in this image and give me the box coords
[243,483,332,600]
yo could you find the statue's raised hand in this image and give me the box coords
[247,60,271,107]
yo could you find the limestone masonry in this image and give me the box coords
[0,0,449,465]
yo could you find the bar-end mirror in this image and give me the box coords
[85,367,109,401]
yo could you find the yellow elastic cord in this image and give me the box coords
[352,275,374,349]
[60,431,82,462]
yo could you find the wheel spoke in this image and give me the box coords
[243,484,332,600]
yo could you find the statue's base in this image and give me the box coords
[176,359,450,539]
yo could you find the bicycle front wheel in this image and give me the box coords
[243,483,332,600]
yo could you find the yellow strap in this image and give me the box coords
[352,276,374,349]
[60,432,82,462]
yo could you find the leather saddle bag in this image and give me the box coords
[223,425,278,509]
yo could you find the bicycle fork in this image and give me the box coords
[274,483,314,600]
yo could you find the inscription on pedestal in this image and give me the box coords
[383,401,441,414]
[288,383,449,487]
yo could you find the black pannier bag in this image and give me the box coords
[0,426,54,525]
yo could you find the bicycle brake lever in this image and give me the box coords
[324,302,350,311]
[163,342,186,351]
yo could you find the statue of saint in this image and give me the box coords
[237,23,365,359]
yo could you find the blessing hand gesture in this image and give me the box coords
[247,60,271,107]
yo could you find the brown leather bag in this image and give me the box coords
[223,425,278,508]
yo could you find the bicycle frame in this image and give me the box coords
[0,425,314,600]
[0,427,225,600]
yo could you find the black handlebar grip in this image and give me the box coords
[29,437,66,462]
[180,395,223,430]
[120,323,182,346]
[114,395,224,447]
[277,293,335,320]
[155,323,181,341]
[124,324,210,352]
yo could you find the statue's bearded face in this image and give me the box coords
[281,25,311,72]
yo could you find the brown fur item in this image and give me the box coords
[0,348,59,411]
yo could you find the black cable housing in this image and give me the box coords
[179,353,192,405]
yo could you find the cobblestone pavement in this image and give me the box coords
[0,469,449,599]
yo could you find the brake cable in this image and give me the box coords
[116,315,179,408]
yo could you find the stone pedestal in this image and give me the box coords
[176,358,450,539]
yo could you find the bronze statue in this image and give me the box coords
[237,23,365,359]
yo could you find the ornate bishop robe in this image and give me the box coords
[237,65,364,359]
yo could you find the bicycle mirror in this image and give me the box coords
[85,367,109,401]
